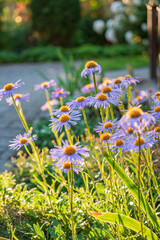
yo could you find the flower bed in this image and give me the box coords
[0,60,160,239]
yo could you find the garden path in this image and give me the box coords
[0,63,157,172]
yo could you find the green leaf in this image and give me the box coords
[88,212,159,240]
[104,152,160,229]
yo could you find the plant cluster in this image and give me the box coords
[0,60,160,239]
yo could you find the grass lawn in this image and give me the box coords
[95,54,149,71]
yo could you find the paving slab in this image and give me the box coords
[0,63,158,172]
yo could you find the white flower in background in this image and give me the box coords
[110,1,124,14]
[125,31,135,44]
[142,39,149,46]
[129,14,137,23]
[105,29,117,43]
[93,19,105,34]
[141,23,147,31]
[106,19,116,28]
[114,14,126,29]
[132,0,141,6]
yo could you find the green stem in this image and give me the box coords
[138,134,144,238]
[93,72,98,94]
[60,97,63,106]
[45,90,61,146]
[119,96,125,115]
[110,105,114,121]
[70,164,76,240]
[70,129,78,142]
[100,107,105,121]
[11,94,29,133]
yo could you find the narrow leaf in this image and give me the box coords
[88,212,159,240]
[104,152,160,229]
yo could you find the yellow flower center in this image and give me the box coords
[96,93,108,101]
[101,86,112,94]
[85,61,98,69]
[4,83,13,91]
[134,137,145,146]
[19,138,28,144]
[63,162,71,169]
[114,78,122,84]
[85,84,92,89]
[100,133,111,141]
[127,107,143,119]
[59,114,70,123]
[76,96,85,102]
[14,94,22,99]
[148,88,152,93]
[154,106,160,112]
[59,106,70,112]
[41,82,48,88]
[127,127,134,134]
[136,96,142,101]
[63,145,76,155]
[104,122,113,129]
[134,89,139,94]
[155,91,160,97]
[58,91,63,94]
[115,139,124,146]
[155,126,160,132]
[125,74,131,78]
[103,78,111,85]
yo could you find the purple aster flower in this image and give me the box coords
[100,132,112,144]
[150,104,160,120]
[101,86,123,99]
[88,93,120,109]
[108,138,130,152]
[50,140,89,164]
[122,74,140,86]
[41,99,58,111]
[54,161,84,174]
[34,79,56,91]
[9,132,37,150]
[6,93,30,106]
[81,83,95,94]
[111,77,130,89]
[52,88,70,99]
[49,111,81,133]
[52,105,80,117]
[94,119,117,133]
[67,96,90,109]
[81,61,102,78]
[127,132,157,152]
[119,107,155,131]
[0,80,24,101]
[151,91,160,103]
[133,90,149,105]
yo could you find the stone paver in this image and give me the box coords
[0,63,158,172]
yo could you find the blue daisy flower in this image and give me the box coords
[88,93,120,109]
[67,96,90,109]
[101,86,123,99]
[81,61,102,78]
[150,104,160,121]
[49,111,81,133]
[34,79,56,91]
[52,105,80,117]
[108,138,130,152]
[52,88,70,99]
[111,77,130,89]
[0,80,24,101]
[98,78,112,91]
[81,83,95,94]
[127,132,157,152]
[54,161,84,174]
[50,140,89,164]
[122,74,140,86]
[119,107,155,130]
[6,93,30,106]
[94,119,117,133]
[9,132,37,150]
